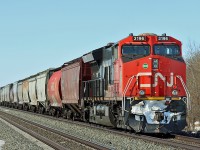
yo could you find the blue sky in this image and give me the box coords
[0,0,200,86]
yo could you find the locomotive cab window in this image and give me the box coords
[121,45,150,62]
[122,45,150,56]
[154,44,180,56]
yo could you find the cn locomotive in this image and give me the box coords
[0,33,190,134]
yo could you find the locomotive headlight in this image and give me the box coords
[172,90,178,96]
[139,90,145,96]
[152,59,159,69]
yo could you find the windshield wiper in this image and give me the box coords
[122,55,134,59]
[141,43,150,56]
[141,43,148,51]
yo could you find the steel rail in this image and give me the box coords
[0,110,112,150]
[0,111,68,150]
[1,106,200,150]
[174,134,200,145]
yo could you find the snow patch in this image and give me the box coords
[195,127,200,131]
[194,121,200,131]
[194,121,200,125]
[131,100,182,124]
[0,140,5,150]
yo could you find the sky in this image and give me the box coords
[0,0,200,86]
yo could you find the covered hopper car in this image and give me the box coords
[0,33,190,134]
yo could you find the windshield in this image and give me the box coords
[122,45,150,56]
[154,44,180,56]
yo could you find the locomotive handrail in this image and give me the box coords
[122,75,135,116]
[176,75,191,111]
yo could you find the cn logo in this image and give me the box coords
[137,72,174,88]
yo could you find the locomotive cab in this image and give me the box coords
[118,33,189,133]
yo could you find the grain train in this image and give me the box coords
[0,33,190,134]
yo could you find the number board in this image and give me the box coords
[157,36,169,41]
[133,36,146,42]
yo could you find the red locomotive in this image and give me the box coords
[0,33,189,133]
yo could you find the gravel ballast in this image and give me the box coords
[0,118,49,150]
[0,107,182,150]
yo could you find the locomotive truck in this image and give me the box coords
[0,33,190,133]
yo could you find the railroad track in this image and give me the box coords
[174,134,200,147]
[111,131,200,150]
[1,106,200,150]
[0,110,112,150]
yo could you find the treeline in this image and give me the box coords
[186,42,200,131]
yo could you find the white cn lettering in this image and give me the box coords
[136,72,174,88]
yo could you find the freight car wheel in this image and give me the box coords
[48,108,52,116]
[38,108,40,114]
[56,110,61,118]
[38,107,44,114]
[67,110,73,120]
[24,105,29,111]
[32,106,36,113]
[63,109,68,119]
[72,113,75,121]
[52,108,56,117]
[19,105,23,110]
[41,107,45,114]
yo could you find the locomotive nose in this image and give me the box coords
[135,56,175,98]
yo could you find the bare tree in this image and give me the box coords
[186,42,200,131]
